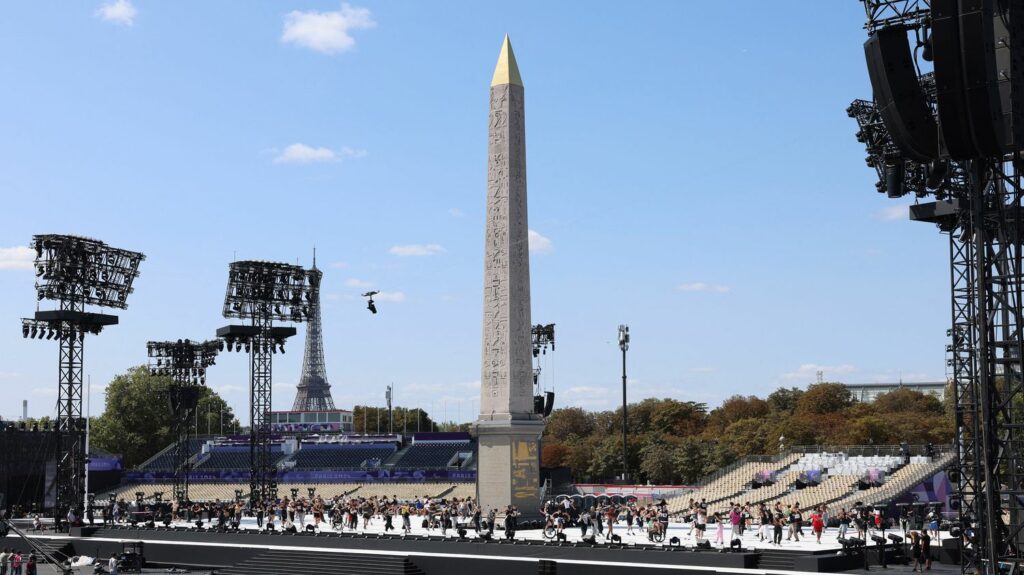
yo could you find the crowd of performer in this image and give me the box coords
[81,491,942,559]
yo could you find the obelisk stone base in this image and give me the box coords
[476,419,545,517]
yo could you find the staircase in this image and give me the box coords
[218,549,425,575]
[384,446,412,467]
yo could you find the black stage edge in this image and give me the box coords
[0,527,891,574]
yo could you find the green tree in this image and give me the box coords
[639,435,679,484]
[352,405,434,434]
[544,407,596,440]
[90,365,238,468]
[767,387,804,414]
[873,388,944,415]
[795,383,853,415]
[650,399,707,437]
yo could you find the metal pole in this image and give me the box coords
[618,324,629,484]
[622,344,628,483]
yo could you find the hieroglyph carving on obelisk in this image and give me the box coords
[476,35,544,516]
[480,35,534,421]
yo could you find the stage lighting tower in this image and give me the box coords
[217,260,311,505]
[147,338,222,503]
[20,234,145,522]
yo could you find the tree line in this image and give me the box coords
[540,383,954,485]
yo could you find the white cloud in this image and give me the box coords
[345,278,374,289]
[448,208,464,218]
[0,246,34,270]
[676,282,730,293]
[877,204,910,221]
[273,143,337,164]
[281,3,375,55]
[528,229,553,254]
[374,291,406,302]
[95,0,137,26]
[389,244,445,257]
[781,363,857,382]
[339,146,368,158]
[331,261,349,269]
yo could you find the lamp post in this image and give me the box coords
[618,324,630,484]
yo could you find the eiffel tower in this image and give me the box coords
[292,253,336,411]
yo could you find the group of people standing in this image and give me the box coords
[0,549,36,575]
[541,498,671,542]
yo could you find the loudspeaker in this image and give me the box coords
[885,162,906,198]
[933,0,980,158]
[865,26,940,161]
[543,391,555,417]
[960,0,1024,154]
[534,395,545,415]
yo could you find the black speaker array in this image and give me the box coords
[933,0,979,159]
[865,0,1022,160]
[865,26,939,162]
[960,0,1024,155]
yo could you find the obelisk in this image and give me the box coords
[476,35,545,516]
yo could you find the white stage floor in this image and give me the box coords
[153,516,945,553]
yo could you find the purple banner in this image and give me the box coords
[124,468,476,484]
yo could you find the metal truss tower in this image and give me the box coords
[292,258,336,411]
[218,261,308,506]
[20,234,144,523]
[147,339,220,504]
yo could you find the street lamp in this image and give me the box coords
[618,324,630,483]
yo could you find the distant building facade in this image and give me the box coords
[844,381,947,403]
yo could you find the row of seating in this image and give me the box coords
[830,452,956,511]
[99,482,472,504]
[287,446,396,469]
[391,442,470,468]
[665,453,803,514]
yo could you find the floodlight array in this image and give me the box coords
[147,339,222,385]
[31,234,144,309]
[222,261,311,323]
[20,319,98,342]
[221,335,288,354]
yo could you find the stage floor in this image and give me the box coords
[160,515,947,553]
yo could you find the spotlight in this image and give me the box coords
[305,524,316,533]
[887,533,903,544]
[669,536,681,547]
[22,323,29,338]
[871,535,887,545]
[457,528,467,538]
[195,520,203,529]
[695,539,712,550]
[610,534,621,544]
[479,532,492,542]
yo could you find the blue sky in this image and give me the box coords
[0,1,950,425]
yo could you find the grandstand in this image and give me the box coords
[668,447,952,516]
[137,438,206,471]
[194,447,288,470]
[287,443,396,469]
[99,482,470,504]
[389,441,472,469]
[104,432,477,504]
